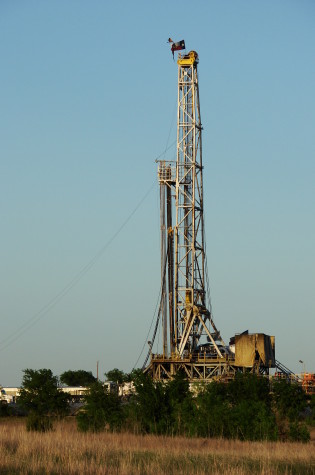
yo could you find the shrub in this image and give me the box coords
[26,413,53,432]
[194,376,277,441]
[0,401,10,417]
[77,381,123,432]
[272,379,307,421]
[289,422,310,443]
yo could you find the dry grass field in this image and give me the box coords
[0,419,314,474]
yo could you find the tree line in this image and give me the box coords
[3,368,313,442]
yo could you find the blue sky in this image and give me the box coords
[1,1,314,385]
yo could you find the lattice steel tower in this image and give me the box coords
[173,50,211,356]
[145,51,228,380]
[144,50,276,380]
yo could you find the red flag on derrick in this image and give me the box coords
[168,38,186,59]
[171,40,185,52]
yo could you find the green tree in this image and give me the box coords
[77,381,123,432]
[129,371,168,434]
[229,399,277,441]
[128,371,193,436]
[272,379,310,442]
[272,379,307,421]
[164,370,194,435]
[228,373,271,406]
[60,370,96,387]
[104,368,127,384]
[18,369,69,432]
[194,381,230,438]
[126,368,143,382]
[193,374,277,441]
[227,374,277,441]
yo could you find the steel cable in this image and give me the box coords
[0,145,177,354]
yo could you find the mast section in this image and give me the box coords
[157,51,221,358]
[174,51,206,355]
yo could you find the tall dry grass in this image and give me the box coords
[0,418,314,474]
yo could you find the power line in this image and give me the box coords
[131,287,161,371]
[132,252,168,371]
[0,164,169,353]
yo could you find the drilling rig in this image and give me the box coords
[144,50,275,381]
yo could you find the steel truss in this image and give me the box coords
[144,51,275,382]
[145,51,234,381]
[147,356,272,381]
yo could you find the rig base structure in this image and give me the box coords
[145,355,272,382]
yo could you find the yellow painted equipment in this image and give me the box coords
[177,50,199,66]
